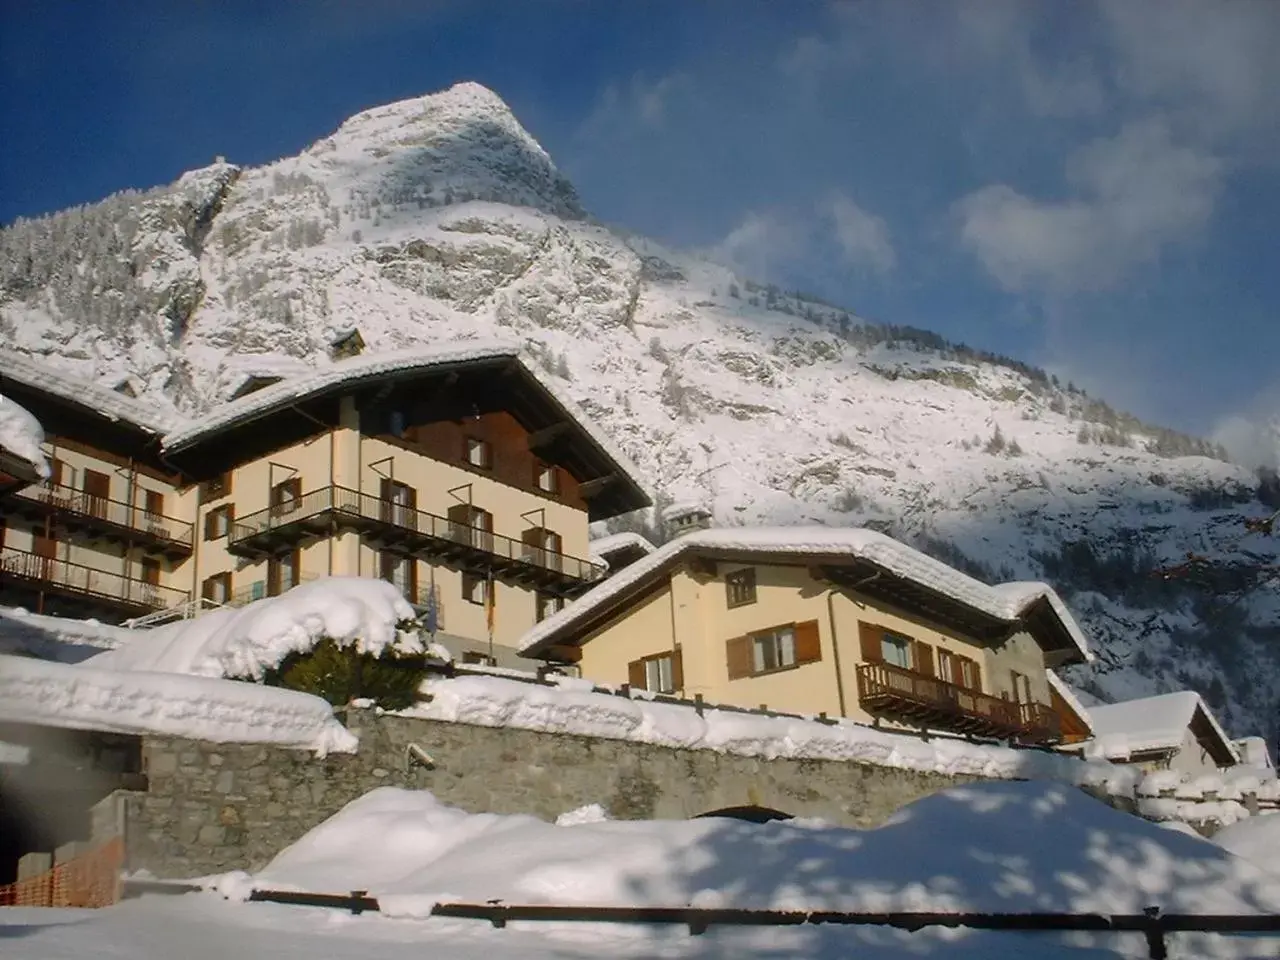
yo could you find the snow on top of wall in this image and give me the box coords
[0,392,50,479]
[588,531,656,561]
[0,349,183,434]
[661,499,711,522]
[237,782,1280,924]
[0,653,356,754]
[0,606,130,661]
[1085,691,1238,763]
[402,673,1134,793]
[520,525,1092,662]
[87,577,418,679]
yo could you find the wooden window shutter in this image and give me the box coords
[914,641,935,677]
[794,619,822,664]
[628,659,646,689]
[858,621,883,663]
[725,635,753,680]
[447,503,469,525]
[671,648,685,690]
[50,459,65,487]
[971,659,983,692]
[204,510,217,540]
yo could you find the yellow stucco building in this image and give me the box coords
[0,342,649,666]
[520,527,1095,745]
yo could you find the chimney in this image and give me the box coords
[662,500,712,539]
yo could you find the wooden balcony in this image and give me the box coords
[7,483,194,559]
[226,484,608,598]
[856,662,1062,744]
[0,547,190,617]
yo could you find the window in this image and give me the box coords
[628,650,683,694]
[937,649,955,684]
[389,410,406,437]
[49,459,67,489]
[880,631,912,669]
[139,558,161,586]
[380,551,416,600]
[83,469,110,518]
[522,527,562,571]
[536,592,564,622]
[462,572,489,605]
[201,572,232,605]
[204,505,233,540]
[725,568,757,608]
[143,489,164,519]
[200,472,232,504]
[268,550,300,596]
[753,626,797,673]
[726,620,822,679]
[959,657,981,691]
[464,436,492,469]
[534,462,559,494]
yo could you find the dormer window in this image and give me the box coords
[465,436,492,470]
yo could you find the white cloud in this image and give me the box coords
[955,120,1222,294]
[825,193,896,274]
[577,70,692,141]
[709,194,895,282]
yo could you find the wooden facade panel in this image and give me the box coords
[383,410,587,511]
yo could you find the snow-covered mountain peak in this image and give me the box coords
[293,81,583,222]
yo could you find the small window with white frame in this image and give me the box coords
[725,567,757,608]
[465,436,492,469]
[534,461,559,494]
[644,655,675,694]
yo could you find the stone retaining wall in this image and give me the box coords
[123,708,977,878]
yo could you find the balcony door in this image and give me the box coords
[447,504,492,552]
[83,469,110,519]
[521,527,562,571]
[31,530,57,581]
[270,478,302,519]
[379,480,417,530]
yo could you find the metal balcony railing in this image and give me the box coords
[0,547,189,613]
[856,661,1061,744]
[11,483,194,553]
[227,485,607,590]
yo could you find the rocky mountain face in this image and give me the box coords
[2,82,1277,745]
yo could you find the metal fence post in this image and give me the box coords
[1143,906,1167,960]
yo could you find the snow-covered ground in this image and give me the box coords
[1212,813,1280,879]
[16,781,1258,960]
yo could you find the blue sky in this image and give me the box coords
[2,1,1278,457]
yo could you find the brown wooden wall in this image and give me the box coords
[380,410,588,512]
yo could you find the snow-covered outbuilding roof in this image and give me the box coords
[0,349,183,435]
[0,392,51,483]
[520,525,1093,664]
[1085,691,1239,767]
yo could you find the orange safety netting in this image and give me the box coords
[0,836,124,909]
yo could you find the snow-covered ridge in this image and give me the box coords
[521,525,1092,661]
[0,653,355,754]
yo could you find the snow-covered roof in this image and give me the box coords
[520,525,1093,662]
[0,392,51,480]
[0,349,183,434]
[1085,691,1239,765]
[162,342,646,497]
[588,531,657,561]
[1046,669,1094,736]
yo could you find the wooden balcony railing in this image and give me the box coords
[0,547,189,614]
[856,661,1061,744]
[10,483,194,556]
[226,485,607,596]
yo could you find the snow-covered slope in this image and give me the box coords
[2,82,1279,742]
